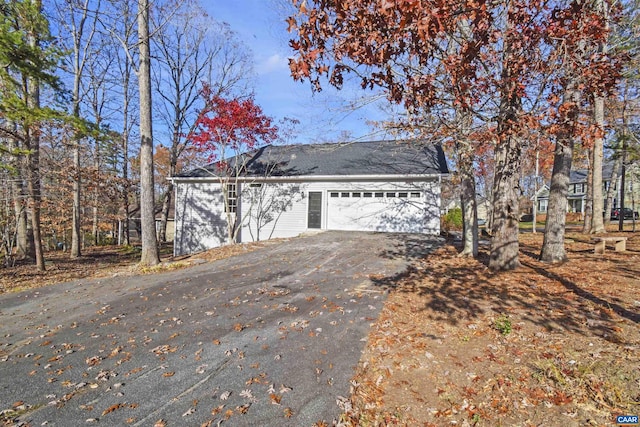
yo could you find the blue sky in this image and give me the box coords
[203,1,390,144]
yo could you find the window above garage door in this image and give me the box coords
[329,191,422,199]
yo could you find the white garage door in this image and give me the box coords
[326,190,426,233]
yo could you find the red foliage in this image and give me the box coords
[188,84,278,165]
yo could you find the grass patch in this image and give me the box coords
[533,356,640,410]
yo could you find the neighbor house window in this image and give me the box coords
[398,192,408,198]
[225,183,237,213]
[538,199,548,213]
[330,192,339,197]
[352,192,361,197]
[375,192,384,197]
[410,192,421,198]
[363,192,373,197]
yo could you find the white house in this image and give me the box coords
[171,140,449,256]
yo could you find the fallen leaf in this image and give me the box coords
[280,384,293,393]
[102,403,125,416]
[269,393,282,405]
[211,404,225,416]
[236,403,251,414]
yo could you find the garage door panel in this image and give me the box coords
[327,191,426,233]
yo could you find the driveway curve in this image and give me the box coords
[0,231,442,426]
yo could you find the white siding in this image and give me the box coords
[239,180,440,243]
[174,177,442,255]
[174,182,228,256]
[240,183,308,242]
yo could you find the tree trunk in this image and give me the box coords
[122,79,131,247]
[11,179,29,259]
[540,87,580,263]
[25,0,45,271]
[591,0,608,234]
[619,148,626,231]
[604,155,621,226]
[457,140,478,258]
[25,148,44,271]
[583,149,593,233]
[8,135,29,259]
[631,172,637,232]
[447,20,478,258]
[158,182,173,243]
[489,132,522,270]
[71,142,82,257]
[92,142,100,245]
[591,96,605,233]
[532,149,539,233]
[489,22,523,271]
[540,138,573,263]
[137,0,160,265]
[123,179,131,246]
[70,3,90,258]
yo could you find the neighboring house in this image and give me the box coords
[171,140,449,256]
[119,204,175,243]
[441,196,491,224]
[534,161,640,216]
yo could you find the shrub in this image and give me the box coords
[494,314,512,335]
[442,208,463,232]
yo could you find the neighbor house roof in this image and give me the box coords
[175,140,449,179]
[569,160,620,184]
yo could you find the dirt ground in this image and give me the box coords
[1,230,639,427]
[0,242,265,294]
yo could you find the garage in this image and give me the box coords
[173,140,448,255]
[326,188,429,233]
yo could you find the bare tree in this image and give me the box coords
[85,34,116,245]
[99,0,140,247]
[151,0,253,242]
[54,0,101,257]
[588,0,611,234]
[137,0,160,265]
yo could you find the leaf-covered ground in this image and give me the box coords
[341,229,640,426]
[0,242,268,294]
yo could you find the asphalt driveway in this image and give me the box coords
[0,231,442,426]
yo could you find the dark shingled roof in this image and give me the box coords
[569,160,621,184]
[176,140,449,179]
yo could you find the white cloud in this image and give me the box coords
[260,53,289,74]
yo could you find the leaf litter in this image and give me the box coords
[340,231,640,426]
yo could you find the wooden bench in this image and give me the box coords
[593,236,628,254]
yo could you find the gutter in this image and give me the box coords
[170,173,448,184]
